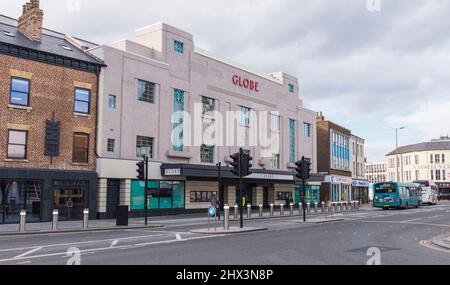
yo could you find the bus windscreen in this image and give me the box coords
[375,183,397,194]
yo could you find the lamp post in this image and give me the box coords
[396,127,406,182]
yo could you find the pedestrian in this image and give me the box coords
[216,198,221,221]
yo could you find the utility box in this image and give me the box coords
[116,205,129,226]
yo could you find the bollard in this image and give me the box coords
[346,202,350,211]
[19,210,26,233]
[356,201,360,210]
[314,202,318,214]
[280,204,285,216]
[298,203,302,215]
[52,209,59,231]
[259,204,263,217]
[223,206,230,230]
[351,201,355,211]
[247,204,252,219]
[321,202,325,213]
[340,202,344,212]
[290,203,294,216]
[270,204,274,217]
[307,203,311,214]
[234,205,238,220]
[83,208,89,229]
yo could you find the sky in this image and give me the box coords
[2,0,449,162]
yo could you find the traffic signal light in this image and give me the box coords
[242,153,253,177]
[230,152,240,176]
[136,161,145,181]
[295,157,311,180]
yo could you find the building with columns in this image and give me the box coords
[365,161,387,184]
[89,23,318,218]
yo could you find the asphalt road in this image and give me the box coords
[1,204,450,265]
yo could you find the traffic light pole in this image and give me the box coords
[239,149,244,229]
[144,156,149,226]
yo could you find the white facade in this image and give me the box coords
[350,135,365,180]
[365,161,387,183]
[385,138,450,183]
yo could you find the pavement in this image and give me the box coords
[0,203,449,265]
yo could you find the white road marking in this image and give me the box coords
[403,218,423,223]
[110,240,119,248]
[361,220,450,228]
[13,247,43,259]
[16,261,31,265]
[428,215,443,219]
[0,234,225,263]
[175,234,182,241]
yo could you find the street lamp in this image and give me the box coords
[396,127,406,182]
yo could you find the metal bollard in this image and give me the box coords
[298,203,302,215]
[224,206,230,230]
[307,203,311,214]
[352,201,355,211]
[247,204,252,219]
[270,204,274,217]
[83,208,89,229]
[321,202,325,213]
[314,202,318,213]
[259,204,263,217]
[234,205,238,220]
[280,204,285,216]
[52,209,59,231]
[290,203,294,216]
[19,210,26,233]
[340,202,344,212]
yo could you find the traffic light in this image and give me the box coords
[295,157,311,180]
[230,152,241,176]
[136,161,145,181]
[242,153,253,177]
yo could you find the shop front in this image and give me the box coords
[321,175,353,202]
[437,182,450,201]
[0,169,97,224]
[352,179,370,204]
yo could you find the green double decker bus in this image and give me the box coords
[373,182,422,210]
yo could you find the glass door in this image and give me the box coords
[53,189,84,221]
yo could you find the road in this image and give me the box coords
[1,204,450,265]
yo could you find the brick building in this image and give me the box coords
[0,1,103,223]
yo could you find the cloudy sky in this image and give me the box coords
[2,0,450,161]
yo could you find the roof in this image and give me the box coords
[0,14,103,67]
[386,140,450,156]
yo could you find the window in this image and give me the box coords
[190,191,216,203]
[137,80,155,104]
[174,40,184,54]
[173,89,185,152]
[136,136,154,158]
[107,139,115,153]
[270,114,280,132]
[7,130,28,159]
[10,77,30,106]
[416,170,420,181]
[108,95,116,109]
[240,106,250,127]
[415,155,419,165]
[277,192,292,201]
[435,154,440,164]
[443,170,446,181]
[303,123,311,137]
[201,96,215,116]
[72,133,89,163]
[200,145,214,164]
[74,88,91,114]
[288,84,295,93]
[443,154,446,164]
[436,170,441,181]
[272,154,280,169]
[431,170,434,180]
[130,181,184,210]
[430,154,434,164]
[289,119,296,163]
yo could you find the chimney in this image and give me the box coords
[316,111,325,122]
[18,0,44,42]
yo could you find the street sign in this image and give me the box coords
[209,207,216,217]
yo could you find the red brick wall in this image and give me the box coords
[0,54,98,171]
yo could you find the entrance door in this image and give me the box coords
[53,189,84,221]
[106,179,120,219]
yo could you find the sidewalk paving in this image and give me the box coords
[431,235,450,250]
[0,206,370,236]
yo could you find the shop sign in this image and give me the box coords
[247,173,293,181]
[352,180,369,187]
[325,175,352,184]
[44,120,60,156]
[165,169,181,176]
[232,75,260,92]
